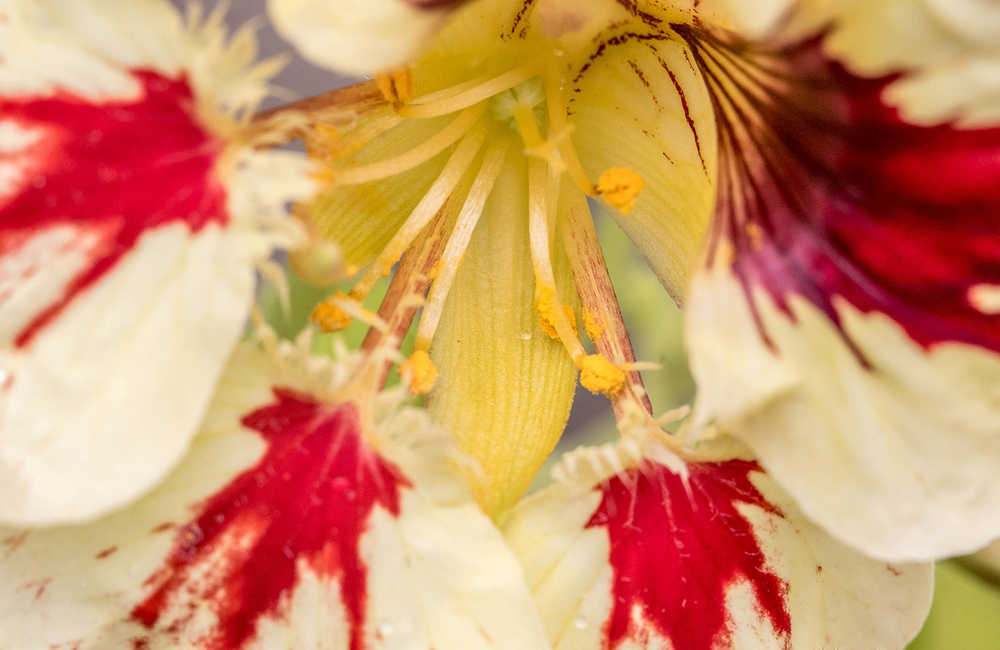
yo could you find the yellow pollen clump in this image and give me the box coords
[403,350,437,395]
[535,286,577,339]
[583,308,605,341]
[377,67,413,106]
[311,292,354,332]
[597,167,644,214]
[579,354,625,397]
[305,123,340,162]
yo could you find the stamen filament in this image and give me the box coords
[527,158,586,362]
[309,113,403,163]
[350,124,488,303]
[329,104,485,185]
[561,186,651,411]
[543,59,596,196]
[361,211,451,390]
[399,64,539,119]
[415,142,509,351]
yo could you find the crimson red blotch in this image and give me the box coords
[587,459,791,649]
[0,70,227,347]
[130,390,410,650]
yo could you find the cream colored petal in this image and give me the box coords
[687,264,1000,562]
[570,30,717,303]
[0,224,255,526]
[504,442,932,650]
[268,0,464,75]
[429,142,578,517]
[0,343,550,649]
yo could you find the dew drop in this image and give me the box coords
[378,622,394,638]
[520,332,532,341]
[574,617,587,630]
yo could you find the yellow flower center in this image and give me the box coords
[307,52,651,400]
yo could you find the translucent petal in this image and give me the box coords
[570,30,717,303]
[429,142,578,517]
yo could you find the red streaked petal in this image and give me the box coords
[130,392,407,649]
[682,24,1000,560]
[0,343,550,649]
[0,69,259,527]
[1,70,227,346]
[505,443,933,650]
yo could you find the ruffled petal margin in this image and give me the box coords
[0,1,310,526]
[682,12,1000,560]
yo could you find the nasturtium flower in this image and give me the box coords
[0,337,550,649]
[271,0,718,516]
[0,3,948,648]
[271,0,1000,561]
[0,0,315,525]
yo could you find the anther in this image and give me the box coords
[579,354,626,397]
[583,308,605,341]
[376,67,413,107]
[535,286,577,339]
[312,291,354,332]
[401,349,437,395]
[596,167,644,214]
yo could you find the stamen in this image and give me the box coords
[527,158,586,363]
[401,349,438,395]
[307,113,403,163]
[513,102,568,174]
[398,64,539,119]
[361,211,451,390]
[414,142,509,351]
[347,124,488,312]
[560,185,652,412]
[579,354,626,397]
[535,285,578,339]
[376,67,414,106]
[543,58,596,196]
[327,104,485,186]
[596,167,644,214]
[312,291,355,332]
[583,307,604,340]
[312,291,385,333]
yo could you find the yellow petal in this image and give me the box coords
[429,142,577,517]
[571,31,717,303]
[307,114,452,270]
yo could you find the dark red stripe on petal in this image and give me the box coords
[676,25,1000,354]
[587,460,790,650]
[0,70,227,347]
[130,390,410,650]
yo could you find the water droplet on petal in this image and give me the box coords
[574,617,587,630]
